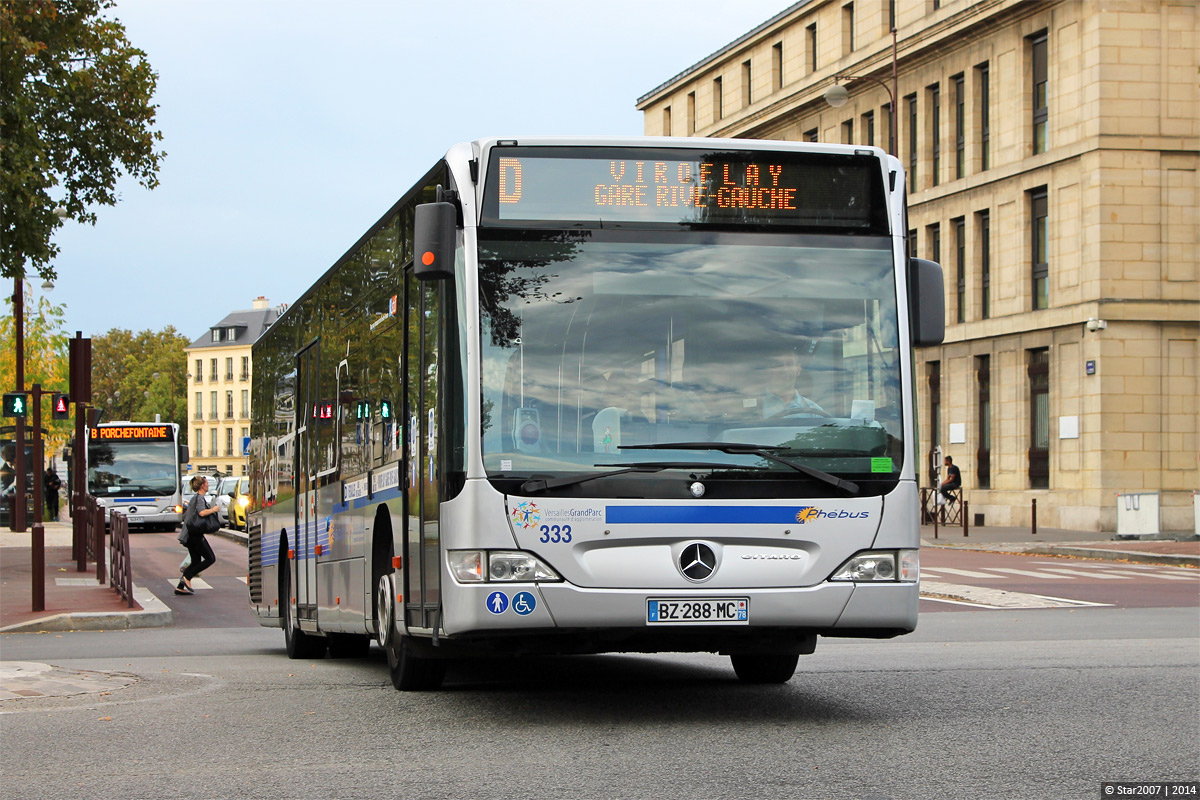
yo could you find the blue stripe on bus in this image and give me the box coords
[605,505,810,525]
[332,484,404,515]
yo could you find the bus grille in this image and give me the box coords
[247,528,263,604]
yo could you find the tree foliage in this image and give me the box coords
[1,0,164,281]
[90,326,189,437]
[0,282,71,451]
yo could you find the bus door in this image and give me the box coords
[404,270,441,630]
[295,340,320,619]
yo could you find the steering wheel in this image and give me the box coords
[765,405,831,420]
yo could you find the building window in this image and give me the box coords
[225,390,234,419]
[1030,31,1048,154]
[225,357,233,381]
[210,358,217,382]
[883,104,894,155]
[927,361,941,485]
[842,3,854,55]
[713,76,723,122]
[976,355,991,490]
[888,0,895,32]
[772,42,783,90]
[210,428,218,457]
[908,228,917,259]
[977,209,991,319]
[953,73,965,179]
[953,217,966,323]
[194,392,203,420]
[906,93,918,192]
[686,92,696,135]
[240,390,249,418]
[211,329,219,343]
[240,357,249,381]
[842,119,854,144]
[862,110,875,147]
[804,127,819,142]
[927,222,941,265]
[193,429,202,458]
[1030,187,1049,309]
[209,391,218,419]
[742,60,752,108]
[225,428,234,458]
[976,62,990,171]
[1027,348,1049,488]
[807,23,817,73]
[194,359,203,382]
[662,106,671,136]
[928,83,940,187]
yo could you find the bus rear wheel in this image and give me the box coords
[730,653,799,684]
[387,636,446,691]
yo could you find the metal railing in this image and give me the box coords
[109,511,134,607]
[921,486,969,539]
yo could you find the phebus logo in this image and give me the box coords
[795,507,870,524]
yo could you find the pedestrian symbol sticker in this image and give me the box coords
[486,591,509,614]
[512,591,536,616]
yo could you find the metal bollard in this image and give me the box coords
[963,500,969,537]
[1031,497,1037,535]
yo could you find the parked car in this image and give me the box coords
[225,476,251,531]
[214,475,248,528]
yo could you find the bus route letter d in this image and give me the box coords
[498,158,523,204]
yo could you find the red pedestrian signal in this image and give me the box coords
[52,393,71,419]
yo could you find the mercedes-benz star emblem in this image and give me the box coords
[679,542,717,582]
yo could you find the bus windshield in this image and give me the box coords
[478,230,903,495]
[88,441,179,497]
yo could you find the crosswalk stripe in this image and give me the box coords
[1036,567,1130,579]
[986,567,1067,579]
[1100,570,1196,581]
[924,566,998,579]
[920,580,1110,609]
[166,577,213,590]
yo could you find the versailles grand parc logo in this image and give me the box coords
[510,501,541,529]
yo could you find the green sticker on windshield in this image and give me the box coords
[870,457,893,473]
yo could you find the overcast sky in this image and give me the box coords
[43,0,788,342]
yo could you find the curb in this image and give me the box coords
[0,582,173,634]
[923,540,1198,568]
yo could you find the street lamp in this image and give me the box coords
[823,28,899,155]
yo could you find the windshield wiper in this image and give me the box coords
[618,442,860,495]
[519,461,765,494]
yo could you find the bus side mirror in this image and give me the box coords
[414,201,456,281]
[179,445,189,465]
[909,258,945,347]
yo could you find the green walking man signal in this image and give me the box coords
[3,392,28,417]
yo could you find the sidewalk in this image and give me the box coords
[1,518,1195,636]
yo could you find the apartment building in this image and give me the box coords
[637,0,1198,531]
[184,297,284,477]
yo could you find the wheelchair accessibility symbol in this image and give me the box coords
[512,591,536,616]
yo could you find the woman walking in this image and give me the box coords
[178,475,219,595]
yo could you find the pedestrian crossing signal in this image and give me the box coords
[380,400,392,420]
[52,393,71,419]
[2,392,27,417]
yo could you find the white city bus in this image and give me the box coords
[87,421,187,530]
[247,137,944,690]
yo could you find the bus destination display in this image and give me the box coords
[482,148,886,230]
[89,425,173,442]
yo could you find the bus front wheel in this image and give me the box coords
[730,653,799,684]
[387,636,446,691]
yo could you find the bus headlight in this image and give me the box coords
[830,549,919,582]
[448,550,561,583]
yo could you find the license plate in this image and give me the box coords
[128,516,144,523]
[647,598,749,625]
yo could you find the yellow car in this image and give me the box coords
[225,476,251,531]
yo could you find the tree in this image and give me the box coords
[0,281,71,451]
[91,326,188,438]
[1,0,164,281]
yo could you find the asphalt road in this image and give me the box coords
[2,590,1197,799]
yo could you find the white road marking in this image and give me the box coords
[167,577,213,590]
[920,580,1110,609]
[986,567,1068,580]
[924,566,998,579]
[1099,569,1196,581]
[1037,567,1130,580]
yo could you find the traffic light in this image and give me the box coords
[380,400,392,420]
[52,393,71,419]
[2,392,28,417]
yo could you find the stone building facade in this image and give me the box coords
[637,0,1198,531]
[184,297,283,478]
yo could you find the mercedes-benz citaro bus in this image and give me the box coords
[87,421,187,531]
[247,137,945,690]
